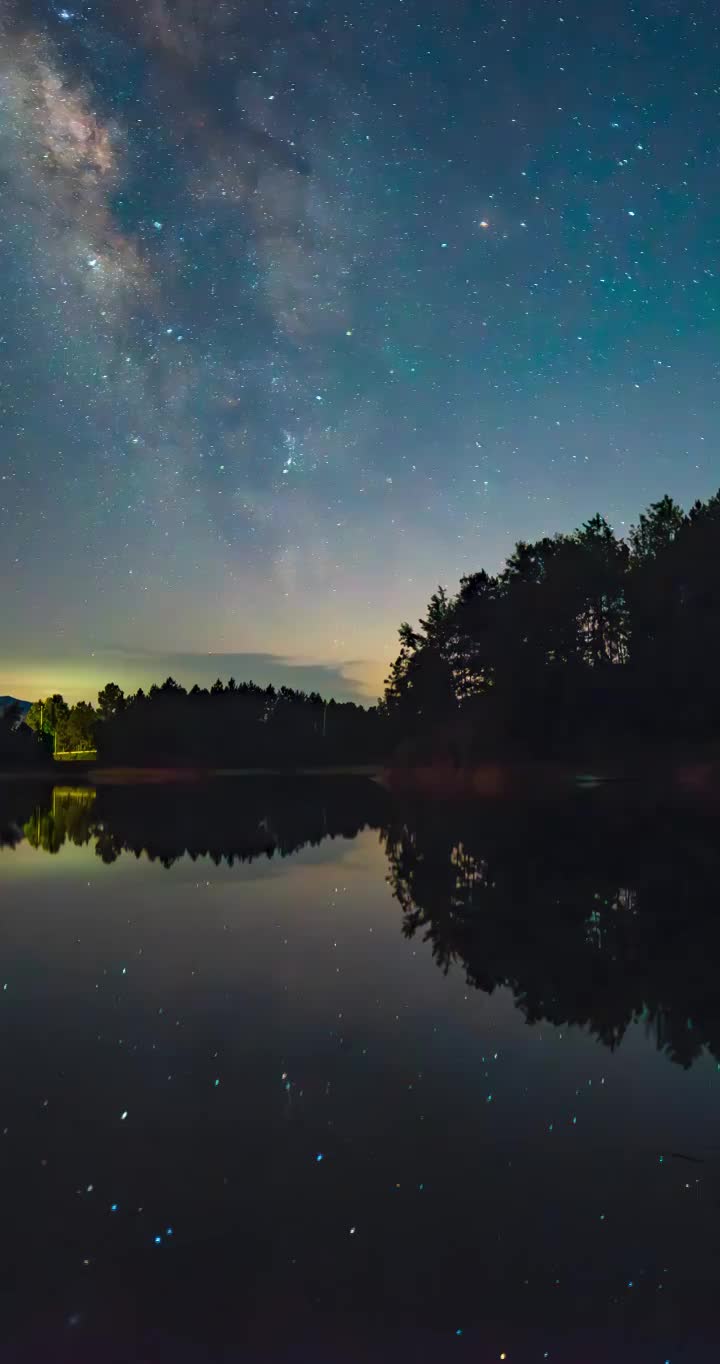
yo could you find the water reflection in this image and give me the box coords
[3,780,720,1361]
[9,782,720,1069]
[385,802,720,1070]
[18,779,387,866]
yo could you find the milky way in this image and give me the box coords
[1,0,719,703]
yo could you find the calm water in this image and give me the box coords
[2,779,720,1363]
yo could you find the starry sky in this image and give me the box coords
[1,0,719,706]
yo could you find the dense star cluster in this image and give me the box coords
[1,0,719,701]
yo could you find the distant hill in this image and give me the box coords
[0,697,31,717]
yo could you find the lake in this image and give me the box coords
[1,777,720,1363]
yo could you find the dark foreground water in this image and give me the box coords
[2,779,720,1363]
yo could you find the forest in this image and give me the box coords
[16,678,385,768]
[382,489,720,760]
[4,488,720,769]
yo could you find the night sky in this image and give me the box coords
[1,0,719,705]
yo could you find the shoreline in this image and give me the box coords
[0,764,384,784]
[4,757,720,801]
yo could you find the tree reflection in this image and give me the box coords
[17,778,387,867]
[24,787,96,854]
[10,781,720,1069]
[0,782,53,850]
[383,799,720,1069]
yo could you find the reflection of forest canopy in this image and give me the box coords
[0,781,52,848]
[383,800,720,1069]
[21,779,389,867]
[11,782,720,1071]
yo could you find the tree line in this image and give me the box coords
[380,490,720,757]
[8,487,720,770]
[21,677,386,767]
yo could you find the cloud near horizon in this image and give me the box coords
[1,648,383,709]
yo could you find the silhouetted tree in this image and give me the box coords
[383,487,720,759]
[97,682,126,720]
[0,702,45,768]
[94,675,387,767]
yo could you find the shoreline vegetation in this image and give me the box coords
[4,489,720,794]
